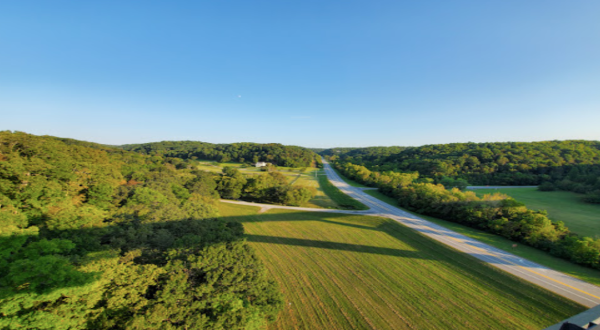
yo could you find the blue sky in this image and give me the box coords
[1,1,599,148]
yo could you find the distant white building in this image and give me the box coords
[255,162,268,167]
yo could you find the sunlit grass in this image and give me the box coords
[219,202,584,330]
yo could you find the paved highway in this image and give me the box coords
[320,158,600,308]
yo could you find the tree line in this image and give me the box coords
[538,164,600,204]
[0,131,283,329]
[334,161,600,270]
[324,140,600,203]
[122,140,318,168]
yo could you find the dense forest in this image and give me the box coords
[334,161,600,270]
[324,141,600,203]
[122,141,317,168]
[0,132,282,329]
[319,146,406,167]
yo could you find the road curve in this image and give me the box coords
[320,158,600,308]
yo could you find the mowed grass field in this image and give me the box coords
[219,202,584,330]
[195,160,343,209]
[470,187,600,237]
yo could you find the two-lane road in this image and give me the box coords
[321,158,600,308]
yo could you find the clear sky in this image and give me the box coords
[1,1,599,148]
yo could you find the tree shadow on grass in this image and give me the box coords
[245,234,432,259]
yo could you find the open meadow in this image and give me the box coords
[470,187,600,237]
[219,202,584,330]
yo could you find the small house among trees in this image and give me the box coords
[255,161,268,167]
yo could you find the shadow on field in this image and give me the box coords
[221,210,436,259]
[239,211,380,231]
[246,234,432,259]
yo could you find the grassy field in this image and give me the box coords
[218,202,584,330]
[363,189,600,287]
[317,173,369,210]
[470,187,600,237]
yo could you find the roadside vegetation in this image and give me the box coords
[317,173,369,210]
[470,187,600,237]
[219,202,584,330]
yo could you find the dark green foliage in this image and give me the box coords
[121,140,318,168]
[439,176,469,191]
[334,160,600,270]
[583,190,600,204]
[538,182,557,191]
[0,131,282,329]
[325,140,600,204]
[321,146,406,167]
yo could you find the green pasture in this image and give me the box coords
[363,189,600,286]
[470,187,600,237]
[219,202,584,330]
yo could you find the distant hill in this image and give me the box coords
[319,146,407,166]
[325,141,600,186]
[121,140,318,168]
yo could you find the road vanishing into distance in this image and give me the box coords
[223,158,600,308]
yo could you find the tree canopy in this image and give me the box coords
[122,141,318,168]
[0,131,282,329]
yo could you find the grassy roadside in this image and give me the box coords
[470,187,600,237]
[317,173,369,210]
[218,202,584,330]
[330,166,369,188]
[362,189,600,286]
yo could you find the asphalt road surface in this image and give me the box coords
[320,158,600,308]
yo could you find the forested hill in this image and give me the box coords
[326,141,600,186]
[0,131,282,329]
[319,146,407,166]
[121,140,317,168]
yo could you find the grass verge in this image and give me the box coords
[218,202,584,330]
[330,166,369,188]
[318,173,368,210]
